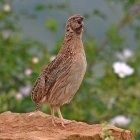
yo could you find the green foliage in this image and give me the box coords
[100,123,114,140]
[107,25,125,49]
[45,18,58,32]
[35,5,46,11]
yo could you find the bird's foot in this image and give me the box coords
[60,119,73,127]
[51,117,57,127]
[63,119,72,124]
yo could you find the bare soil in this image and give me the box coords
[0,111,135,140]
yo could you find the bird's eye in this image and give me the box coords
[77,21,81,24]
[67,28,70,32]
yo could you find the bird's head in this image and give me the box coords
[66,14,84,35]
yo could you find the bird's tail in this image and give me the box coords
[35,103,41,111]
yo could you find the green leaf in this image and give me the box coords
[45,18,58,32]
[35,5,46,11]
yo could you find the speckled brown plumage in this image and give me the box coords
[31,14,87,127]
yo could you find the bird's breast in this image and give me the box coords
[70,51,87,82]
[59,50,87,105]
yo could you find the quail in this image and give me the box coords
[31,14,87,127]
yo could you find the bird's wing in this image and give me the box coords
[31,73,46,103]
[31,52,73,104]
[46,54,73,99]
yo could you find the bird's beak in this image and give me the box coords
[81,21,84,27]
[80,17,84,27]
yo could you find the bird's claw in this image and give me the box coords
[52,118,56,127]
[61,119,72,127]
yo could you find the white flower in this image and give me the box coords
[113,62,134,78]
[3,3,11,12]
[110,115,131,126]
[50,55,56,61]
[32,57,39,64]
[123,49,133,59]
[19,85,31,96]
[116,48,134,61]
[16,92,23,100]
[2,31,10,40]
[24,68,32,76]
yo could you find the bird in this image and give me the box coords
[31,14,87,127]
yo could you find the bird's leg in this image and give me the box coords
[56,106,65,127]
[50,105,56,126]
[56,106,72,127]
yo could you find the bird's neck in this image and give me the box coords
[64,31,82,45]
[60,31,83,54]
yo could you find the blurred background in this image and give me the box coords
[0,0,140,139]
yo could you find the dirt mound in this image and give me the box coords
[0,111,135,140]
